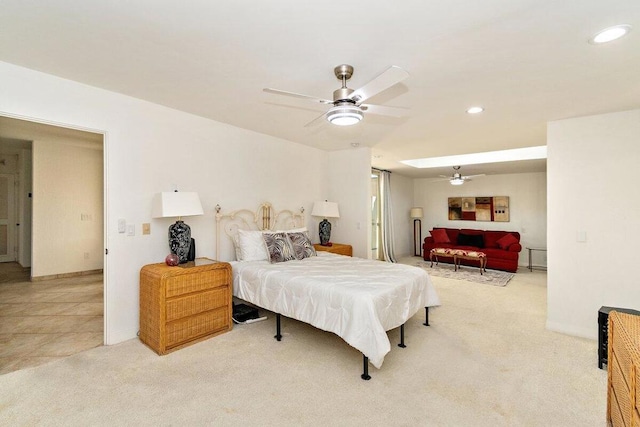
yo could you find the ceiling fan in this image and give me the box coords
[439,166,485,185]
[263,64,409,127]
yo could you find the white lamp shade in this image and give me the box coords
[311,201,340,218]
[152,192,204,218]
[410,207,423,219]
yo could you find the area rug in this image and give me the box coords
[415,261,514,287]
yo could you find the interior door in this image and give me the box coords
[0,174,16,262]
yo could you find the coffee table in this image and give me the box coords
[455,251,487,275]
[429,248,486,275]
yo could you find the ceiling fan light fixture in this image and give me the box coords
[450,178,465,185]
[326,104,363,126]
[466,106,484,114]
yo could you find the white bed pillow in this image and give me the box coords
[238,229,269,261]
[231,233,243,261]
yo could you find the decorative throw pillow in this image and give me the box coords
[457,233,484,248]
[262,232,296,263]
[430,229,450,244]
[238,229,269,261]
[286,232,316,260]
[496,233,518,250]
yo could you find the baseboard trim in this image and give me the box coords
[546,320,597,341]
[31,269,103,281]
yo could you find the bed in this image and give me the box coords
[215,202,441,379]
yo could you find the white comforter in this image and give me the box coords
[231,252,440,368]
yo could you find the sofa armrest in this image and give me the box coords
[508,243,522,253]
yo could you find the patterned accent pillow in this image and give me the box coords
[287,232,316,260]
[262,232,296,263]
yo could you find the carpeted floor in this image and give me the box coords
[0,262,606,426]
[414,260,515,286]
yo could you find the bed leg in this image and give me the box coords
[274,313,282,341]
[398,323,406,348]
[361,355,371,381]
[423,307,430,326]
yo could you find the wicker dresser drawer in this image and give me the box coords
[166,307,230,349]
[139,258,232,355]
[607,311,640,427]
[165,270,229,298]
[612,352,632,427]
[166,288,229,322]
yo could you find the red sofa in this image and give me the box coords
[423,227,522,272]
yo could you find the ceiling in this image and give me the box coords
[1,1,638,179]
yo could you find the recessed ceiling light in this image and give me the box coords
[466,106,484,114]
[589,24,632,44]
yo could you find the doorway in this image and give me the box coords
[0,115,105,374]
[0,173,16,262]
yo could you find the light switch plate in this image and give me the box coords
[118,219,126,233]
[127,225,135,236]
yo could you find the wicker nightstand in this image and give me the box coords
[313,243,352,257]
[139,258,232,355]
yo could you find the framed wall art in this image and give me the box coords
[448,196,509,222]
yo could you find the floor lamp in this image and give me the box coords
[410,207,423,257]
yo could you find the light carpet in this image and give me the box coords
[0,266,606,426]
[415,260,514,287]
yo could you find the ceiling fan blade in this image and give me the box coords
[263,88,333,105]
[303,111,328,128]
[360,104,409,118]
[348,66,410,104]
[464,174,486,179]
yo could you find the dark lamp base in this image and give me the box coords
[168,220,192,264]
[319,219,332,246]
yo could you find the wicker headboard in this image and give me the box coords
[215,202,305,260]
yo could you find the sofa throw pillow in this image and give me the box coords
[496,233,518,250]
[430,229,450,244]
[262,232,296,263]
[287,232,316,260]
[457,233,484,248]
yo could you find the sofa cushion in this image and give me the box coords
[430,228,451,244]
[496,233,518,250]
[457,233,484,248]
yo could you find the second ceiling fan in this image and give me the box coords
[264,64,409,127]
[440,166,485,185]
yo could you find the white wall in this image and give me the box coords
[389,173,415,258]
[326,147,371,258]
[547,108,640,339]
[414,172,547,265]
[0,61,329,345]
[32,139,103,277]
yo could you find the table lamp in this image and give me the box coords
[152,191,204,263]
[311,201,340,246]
